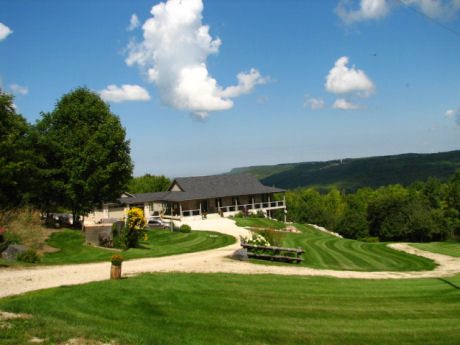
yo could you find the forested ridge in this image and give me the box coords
[229,151,460,192]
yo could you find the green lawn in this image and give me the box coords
[232,216,286,229]
[235,218,436,271]
[1,273,460,345]
[40,228,235,264]
[410,241,460,257]
[0,228,233,266]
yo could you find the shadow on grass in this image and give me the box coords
[438,278,460,290]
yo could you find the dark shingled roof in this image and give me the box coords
[119,173,285,203]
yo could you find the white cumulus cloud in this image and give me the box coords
[220,69,269,98]
[445,107,460,126]
[303,94,325,110]
[325,56,375,97]
[336,0,460,24]
[403,0,460,19]
[127,14,140,31]
[0,22,13,41]
[9,84,28,95]
[332,98,365,110]
[98,84,151,103]
[335,0,390,24]
[125,0,267,119]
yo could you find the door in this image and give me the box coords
[200,200,208,213]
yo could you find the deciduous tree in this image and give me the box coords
[38,87,133,223]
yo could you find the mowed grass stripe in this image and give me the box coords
[323,238,374,269]
[238,218,436,271]
[41,228,235,265]
[1,273,459,344]
[411,241,460,257]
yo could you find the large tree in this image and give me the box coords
[0,92,36,207]
[127,174,171,194]
[38,87,133,223]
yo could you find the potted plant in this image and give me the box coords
[110,254,123,279]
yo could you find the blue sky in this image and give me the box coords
[1,0,459,177]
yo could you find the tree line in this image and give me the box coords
[282,172,460,242]
[0,88,133,224]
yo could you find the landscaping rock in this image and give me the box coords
[231,248,248,261]
[1,245,28,261]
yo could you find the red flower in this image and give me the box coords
[0,227,7,234]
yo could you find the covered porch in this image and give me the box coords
[162,193,286,219]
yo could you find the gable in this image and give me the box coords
[169,182,183,192]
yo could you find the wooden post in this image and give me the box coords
[110,264,121,279]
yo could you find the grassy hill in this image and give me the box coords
[228,150,460,191]
[2,273,460,344]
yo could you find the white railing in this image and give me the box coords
[218,200,285,213]
[180,209,201,217]
[176,200,285,217]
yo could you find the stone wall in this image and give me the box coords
[85,225,112,245]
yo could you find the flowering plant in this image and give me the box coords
[0,226,7,243]
[111,254,124,266]
[118,207,147,249]
[244,232,271,247]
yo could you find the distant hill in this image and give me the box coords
[228,150,460,192]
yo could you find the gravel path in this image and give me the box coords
[1,218,459,298]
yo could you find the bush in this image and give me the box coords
[359,237,379,243]
[112,236,127,250]
[249,211,265,218]
[17,248,41,263]
[180,224,192,233]
[256,229,284,247]
[112,208,147,249]
[0,208,45,248]
[233,211,244,218]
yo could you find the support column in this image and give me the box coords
[179,203,183,218]
[144,203,150,219]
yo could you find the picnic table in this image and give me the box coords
[241,241,305,264]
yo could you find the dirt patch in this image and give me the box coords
[60,338,117,345]
[0,310,32,320]
[246,226,301,233]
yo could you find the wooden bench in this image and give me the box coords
[241,242,305,264]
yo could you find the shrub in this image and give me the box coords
[244,232,270,247]
[233,211,244,218]
[17,248,41,263]
[0,208,45,248]
[257,229,284,247]
[0,226,7,243]
[359,237,379,243]
[180,224,192,233]
[115,208,147,249]
[249,211,265,218]
[112,236,127,250]
[110,254,123,266]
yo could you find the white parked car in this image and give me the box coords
[146,218,170,229]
